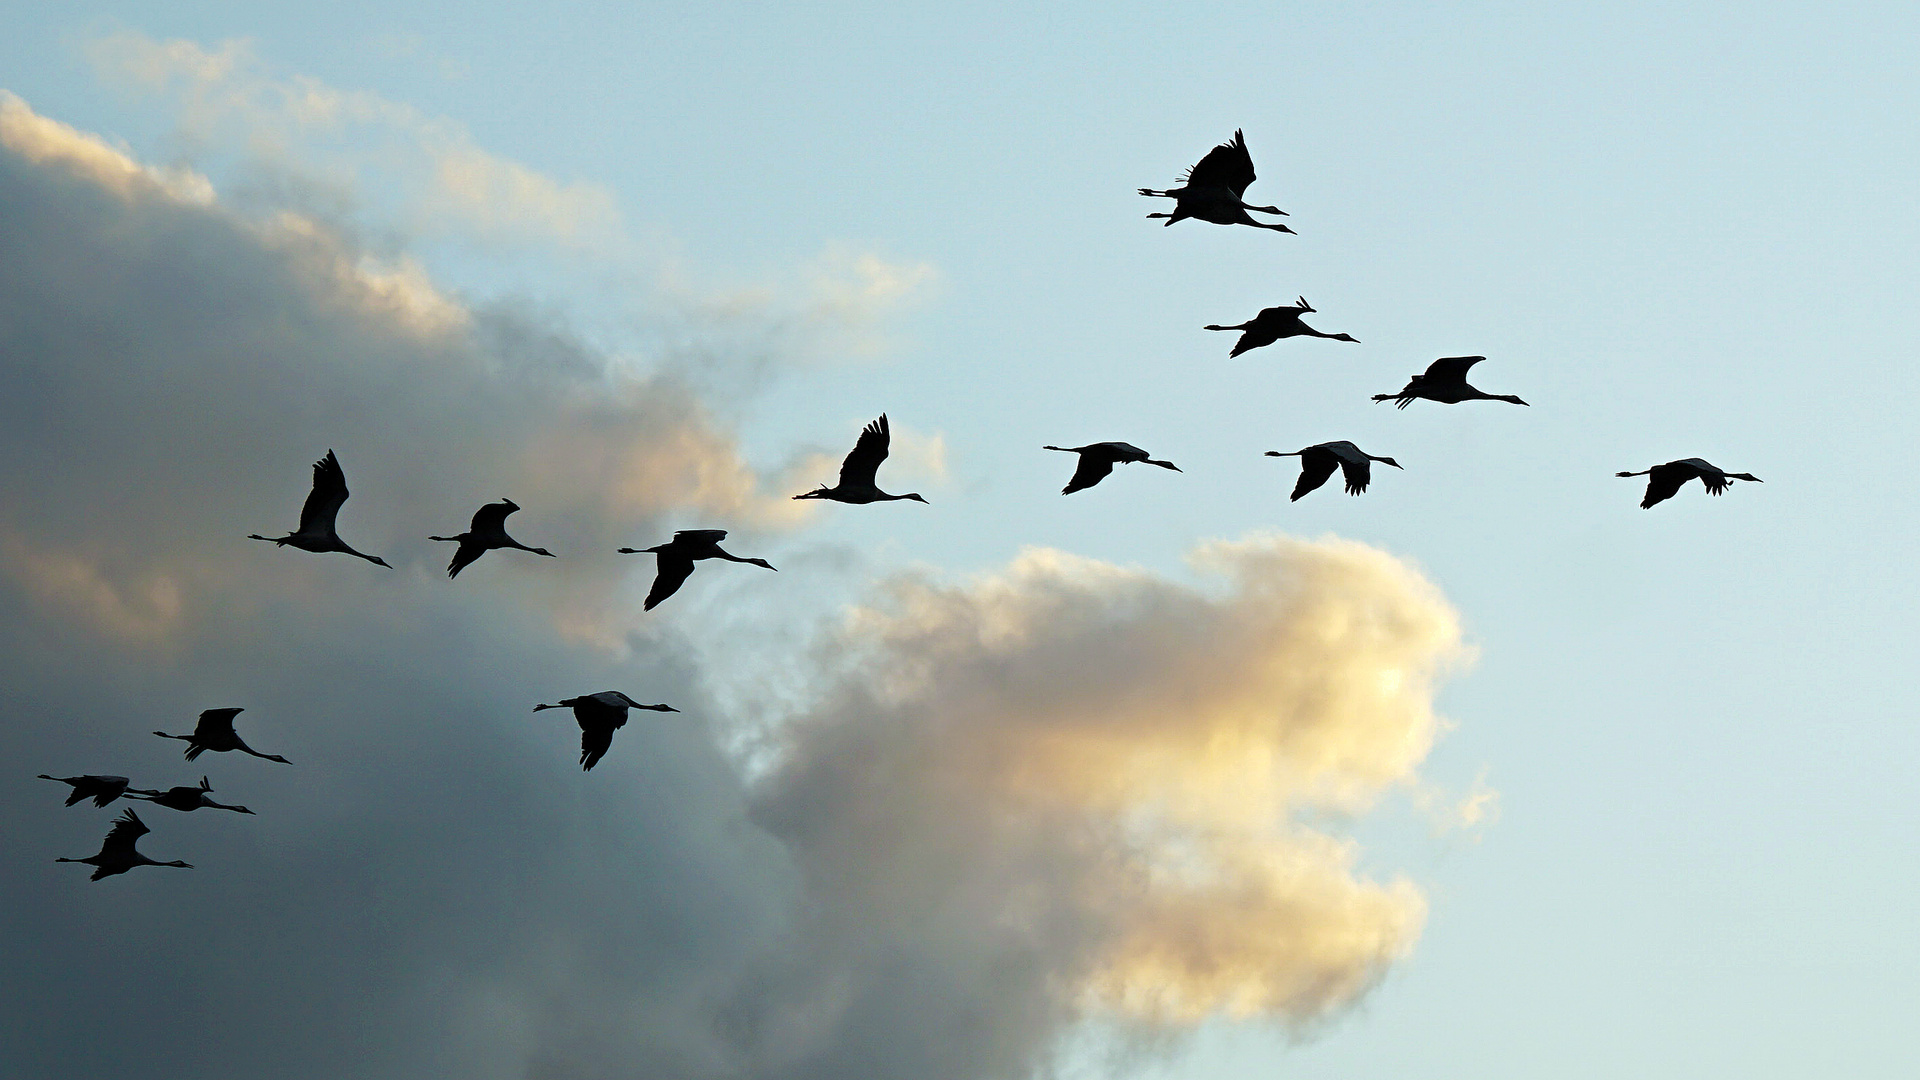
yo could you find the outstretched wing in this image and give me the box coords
[645,553,697,610]
[446,539,487,579]
[102,808,149,855]
[1292,452,1339,501]
[1337,456,1373,496]
[1423,355,1486,382]
[470,500,517,534]
[1061,454,1116,495]
[839,415,891,489]
[1185,129,1257,197]
[194,708,241,741]
[673,529,729,544]
[578,724,616,771]
[1639,463,1693,509]
[297,451,351,535]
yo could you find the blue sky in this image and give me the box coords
[3,4,1918,1078]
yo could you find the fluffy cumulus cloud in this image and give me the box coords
[0,87,1473,1080]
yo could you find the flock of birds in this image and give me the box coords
[43,130,1761,879]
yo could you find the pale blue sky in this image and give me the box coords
[4,3,1919,1078]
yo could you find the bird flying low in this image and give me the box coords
[1266,441,1402,500]
[430,499,556,578]
[534,691,679,771]
[1204,296,1358,357]
[55,808,193,880]
[38,774,133,808]
[153,708,291,764]
[617,530,777,611]
[248,450,392,568]
[1140,130,1294,231]
[793,414,928,505]
[125,776,254,814]
[1044,442,1182,494]
[1617,458,1762,509]
[1373,356,1528,409]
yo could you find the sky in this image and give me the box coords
[2,3,1918,1078]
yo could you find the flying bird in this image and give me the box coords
[1139,129,1294,231]
[617,530,777,611]
[1204,296,1358,356]
[1617,458,1763,509]
[1044,442,1182,495]
[1373,356,1528,409]
[153,708,291,764]
[38,774,134,808]
[55,808,193,880]
[793,414,928,505]
[125,776,254,815]
[248,450,392,568]
[429,499,557,578]
[1265,441,1402,500]
[533,691,679,771]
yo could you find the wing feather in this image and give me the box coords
[297,451,351,535]
[839,415,891,489]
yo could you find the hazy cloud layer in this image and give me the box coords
[0,90,1471,1080]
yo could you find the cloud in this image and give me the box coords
[731,536,1467,1076]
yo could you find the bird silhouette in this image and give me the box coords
[1617,458,1762,509]
[153,708,291,764]
[38,774,133,808]
[1373,356,1528,409]
[125,776,254,814]
[55,808,193,880]
[534,691,679,771]
[793,414,928,505]
[1044,442,1182,494]
[1140,130,1293,231]
[1204,296,1359,356]
[1266,441,1402,500]
[617,530,777,611]
[248,450,391,568]
[429,499,557,578]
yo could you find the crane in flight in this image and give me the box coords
[38,774,134,808]
[429,499,557,578]
[1044,442,1182,494]
[153,708,291,764]
[793,414,928,505]
[248,450,391,568]
[1266,441,1402,500]
[126,776,255,815]
[55,809,193,880]
[1373,356,1527,409]
[618,530,777,611]
[1140,130,1293,231]
[1204,296,1359,356]
[534,691,679,771]
[1617,459,1762,508]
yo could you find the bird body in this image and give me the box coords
[1044,442,1182,495]
[1140,130,1293,231]
[429,499,556,578]
[55,808,193,880]
[153,708,291,764]
[1617,458,1762,508]
[1266,441,1402,500]
[617,530,777,610]
[1204,296,1358,356]
[126,776,254,814]
[248,450,391,568]
[533,691,679,771]
[39,774,133,808]
[1373,356,1527,409]
[793,414,927,504]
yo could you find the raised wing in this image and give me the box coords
[1185,129,1257,197]
[194,708,242,741]
[1423,355,1486,382]
[673,529,729,545]
[839,414,892,489]
[297,451,351,535]
[1291,451,1339,501]
[644,553,697,610]
[470,500,518,535]
[102,808,149,854]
